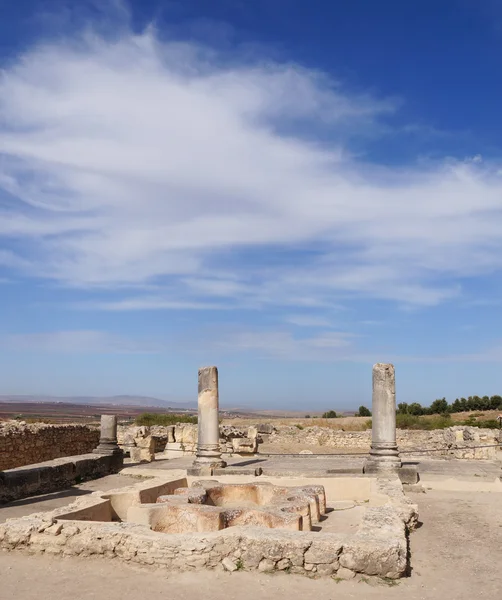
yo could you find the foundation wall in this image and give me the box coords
[120,423,502,460]
[267,426,502,460]
[0,453,124,504]
[0,421,99,470]
[0,476,417,579]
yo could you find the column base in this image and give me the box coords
[363,456,401,475]
[188,456,227,476]
[93,444,123,456]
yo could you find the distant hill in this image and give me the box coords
[0,395,195,409]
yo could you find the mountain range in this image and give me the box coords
[0,395,196,409]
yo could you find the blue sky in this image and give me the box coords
[1,0,502,410]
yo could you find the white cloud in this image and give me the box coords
[0,24,502,311]
[284,315,334,327]
[216,329,356,361]
[1,330,161,354]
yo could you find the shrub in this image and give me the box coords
[322,410,338,419]
[396,413,452,430]
[460,418,500,429]
[357,406,372,417]
[135,413,197,426]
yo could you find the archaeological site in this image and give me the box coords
[1,361,501,592]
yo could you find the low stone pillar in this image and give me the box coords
[364,363,401,473]
[93,415,123,456]
[189,366,226,474]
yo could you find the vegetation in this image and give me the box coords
[322,410,338,418]
[397,395,502,416]
[394,412,501,430]
[357,405,372,417]
[135,413,197,426]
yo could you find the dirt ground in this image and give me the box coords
[1,488,501,599]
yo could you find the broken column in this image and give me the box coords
[189,366,226,475]
[93,415,123,455]
[364,363,401,473]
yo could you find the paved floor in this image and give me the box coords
[131,453,502,479]
[1,488,501,599]
[1,455,499,523]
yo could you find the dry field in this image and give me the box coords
[223,416,371,431]
[223,410,502,431]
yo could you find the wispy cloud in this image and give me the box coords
[0,12,502,314]
[1,330,162,354]
[283,315,334,327]
[216,329,357,361]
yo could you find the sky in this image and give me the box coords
[1,0,502,410]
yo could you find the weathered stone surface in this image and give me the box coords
[0,470,416,580]
[368,363,400,470]
[265,425,500,460]
[304,538,342,564]
[0,421,99,470]
[336,566,356,579]
[231,438,257,454]
[0,453,123,504]
[316,563,336,576]
[222,557,238,572]
[339,535,407,579]
[258,558,275,572]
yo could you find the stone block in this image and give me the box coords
[231,437,257,454]
[222,557,238,572]
[397,464,419,485]
[336,567,356,580]
[256,424,274,435]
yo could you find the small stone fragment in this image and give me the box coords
[258,559,275,572]
[337,567,356,580]
[276,558,290,570]
[222,557,238,572]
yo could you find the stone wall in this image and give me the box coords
[0,476,417,579]
[0,421,99,470]
[117,423,249,457]
[117,423,502,461]
[0,453,124,504]
[268,425,502,460]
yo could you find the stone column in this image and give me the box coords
[93,415,122,455]
[365,363,401,472]
[191,366,226,474]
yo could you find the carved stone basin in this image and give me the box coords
[127,480,326,533]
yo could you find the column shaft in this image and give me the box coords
[93,415,122,455]
[193,366,226,470]
[368,363,401,468]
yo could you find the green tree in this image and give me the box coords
[322,410,338,418]
[397,402,409,414]
[357,406,372,417]
[429,398,449,414]
[408,402,424,416]
[490,395,502,410]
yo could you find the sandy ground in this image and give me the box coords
[1,488,501,599]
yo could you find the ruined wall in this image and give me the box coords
[267,425,502,460]
[0,422,99,470]
[118,422,502,460]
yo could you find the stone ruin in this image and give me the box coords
[0,363,427,580]
[0,472,418,579]
[133,480,326,533]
